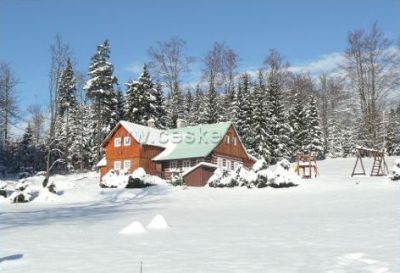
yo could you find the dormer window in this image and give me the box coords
[114,137,121,147]
[124,137,131,146]
[225,135,230,144]
[233,137,237,146]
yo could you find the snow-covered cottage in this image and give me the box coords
[97,120,256,186]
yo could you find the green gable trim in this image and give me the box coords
[152,121,232,161]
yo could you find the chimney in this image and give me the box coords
[147,118,155,128]
[176,119,187,128]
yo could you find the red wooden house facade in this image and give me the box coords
[97,121,256,186]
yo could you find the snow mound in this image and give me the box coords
[33,189,60,203]
[119,221,147,234]
[147,214,169,230]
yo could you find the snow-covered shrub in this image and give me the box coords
[269,159,298,188]
[102,168,158,188]
[389,159,400,181]
[208,169,237,188]
[101,170,130,188]
[237,167,258,188]
[0,181,8,198]
[9,180,33,203]
[170,173,183,186]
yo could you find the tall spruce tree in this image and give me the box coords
[203,85,219,124]
[153,83,167,129]
[265,69,292,163]
[303,96,324,156]
[232,74,253,150]
[251,70,270,162]
[189,84,205,125]
[84,40,118,162]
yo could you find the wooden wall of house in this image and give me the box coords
[100,125,164,180]
[161,157,203,180]
[183,165,216,186]
[212,125,255,168]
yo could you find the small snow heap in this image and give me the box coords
[389,159,400,181]
[119,221,147,234]
[9,180,33,203]
[102,168,165,188]
[147,214,169,230]
[209,168,237,188]
[34,188,60,203]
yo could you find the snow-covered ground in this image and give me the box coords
[1,157,399,273]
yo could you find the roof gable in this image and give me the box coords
[102,121,167,148]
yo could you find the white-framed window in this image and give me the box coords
[225,135,230,144]
[170,160,177,170]
[231,161,235,170]
[123,137,131,146]
[114,160,121,170]
[233,137,237,146]
[114,137,121,147]
[123,160,131,170]
[222,158,227,168]
[183,160,191,169]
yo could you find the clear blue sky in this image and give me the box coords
[0,0,399,118]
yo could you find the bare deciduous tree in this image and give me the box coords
[203,41,239,92]
[0,62,19,146]
[27,104,45,145]
[44,34,72,186]
[344,22,400,147]
[148,36,194,95]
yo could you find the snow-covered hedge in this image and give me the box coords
[389,159,400,181]
[101,168,166,188]
[209,159,298,188]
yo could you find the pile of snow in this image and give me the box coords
[119,221,147,234]
[33,188,60,203]
[209,159,298,188]
[147,214,169,230]
[389,159,400,181]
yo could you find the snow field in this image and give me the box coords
[0,156,399,273]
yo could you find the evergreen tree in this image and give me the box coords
[184,89,193,120]
[326,115,343,158]
[189,84,205,125]
[166,86,184,128]
[19,124,35,171]
[203,85,219,124]
[303,96,324,156]
[84,40,118,162]
[265,69,292,163]
[153,83,167,129]
[114,87,125,122]
[57,59,77,117]
[251,70,270,162]
[232,74,253,150]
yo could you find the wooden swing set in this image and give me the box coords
[295,152,319,179]
[351,147,389,177]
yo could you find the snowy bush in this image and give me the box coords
[209,159,297,189]
[102,168,159,188]
[0,181,8,198]
[208,169,238,188]
[389,159,400,181]
[269,159,298,188]
[9,180,33,203]
[170,173,183,186]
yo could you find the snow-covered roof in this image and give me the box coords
[182,162,218,177]
[96,157,107,167]
[102,121,168,148]
[152,122,232,161]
